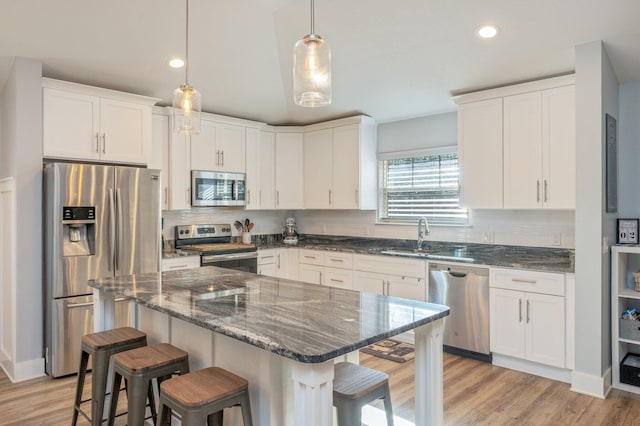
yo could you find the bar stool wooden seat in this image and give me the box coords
[72,327,147,426]
[157,366,253,426]
[108,343,190,426]
[333,362,394,426]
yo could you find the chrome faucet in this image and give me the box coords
[417,216,430,250]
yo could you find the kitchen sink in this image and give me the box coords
[379,249,475,263]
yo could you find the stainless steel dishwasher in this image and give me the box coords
[429,262,491,362]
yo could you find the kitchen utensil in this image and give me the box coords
[234,221,243,232]
[248,223,254,232]
[245,218,250,232]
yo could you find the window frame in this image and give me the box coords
[377,146,470,226]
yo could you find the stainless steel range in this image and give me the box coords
[175,224,258,273]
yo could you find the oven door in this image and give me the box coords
[201,251,258,274]
[191,170,246,207]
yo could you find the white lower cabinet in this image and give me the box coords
[489,268,566,368]
[258,248,298,280]
[298,249,354,289]
[161,256,201,272]
[353,254,426,301]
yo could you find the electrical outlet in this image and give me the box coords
[482,232,494,243]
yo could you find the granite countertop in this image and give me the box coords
[89,267,449,363]
[255,235,575,273]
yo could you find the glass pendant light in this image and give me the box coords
[173,0,201,134]
[293,0,331,107]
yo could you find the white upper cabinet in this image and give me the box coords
[245,129,275,210]
[42,78,157,165]
[455,75,575,210]
[302,117,377,210]
[190,120,245,173]
[457,98,504,209]
[275,131,304,209]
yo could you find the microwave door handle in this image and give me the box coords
[108,189,116,271]
[232,179,237,201]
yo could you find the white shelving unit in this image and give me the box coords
[611,245,640,394]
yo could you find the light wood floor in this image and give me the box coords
[2,353,640,425]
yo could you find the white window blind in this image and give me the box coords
[379,151,469,224]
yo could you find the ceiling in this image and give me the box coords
[1,0,639,125]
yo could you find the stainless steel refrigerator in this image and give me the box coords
[44,163,161,377]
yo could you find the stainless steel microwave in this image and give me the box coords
[191,170,246,206]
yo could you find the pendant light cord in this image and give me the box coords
[310,0,314,34]
[185,0,190,85]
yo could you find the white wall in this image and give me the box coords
[572,40,617,398]
[0,57,44,382]
[378,112,457,153]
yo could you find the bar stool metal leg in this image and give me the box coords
[71,350,90,426]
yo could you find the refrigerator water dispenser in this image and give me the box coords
[62,206,95,257]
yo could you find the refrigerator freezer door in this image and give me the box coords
[46,295,131,377]
[114,167,161,276]
[45,163,114,298]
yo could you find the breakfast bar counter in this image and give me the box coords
[89,266,449,425]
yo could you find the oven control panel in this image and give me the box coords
[175,224,232,240]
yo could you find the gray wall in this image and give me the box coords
[574,41,618,386]
[377,111,457,153]
[0,58,43,370]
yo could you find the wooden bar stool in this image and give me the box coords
[72,327,147,426]
[333,362,394,426]
[157,366,253,426]
[108,343,190,426]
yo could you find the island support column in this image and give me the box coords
[93,288,116,332]
[291,360,335,426]
[414,318,445,426]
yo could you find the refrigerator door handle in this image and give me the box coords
[109,188,116,271]
[116,188,124,271]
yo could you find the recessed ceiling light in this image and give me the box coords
[167,57,185,68]
[476,25,500,39]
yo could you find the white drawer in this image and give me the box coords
[258,249,278,265]
[162,256,201,271]
[354,254,426,279]
[323,267,353,290]
[299,249,325,266]
[324,252,353,269]
[490,267,565,296]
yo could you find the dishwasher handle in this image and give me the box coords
[448,271,468,278]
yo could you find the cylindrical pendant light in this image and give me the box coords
[293,0,331,107]
[173,0,201,134]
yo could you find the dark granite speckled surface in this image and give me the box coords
[89,267,449,363]
[254,234,574,273]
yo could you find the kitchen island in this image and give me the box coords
[89,266,449,426]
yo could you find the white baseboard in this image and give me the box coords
[492,354,572,383]
[571,367,612,399]
[0,356,45,383]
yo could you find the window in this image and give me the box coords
[378,148,469,225]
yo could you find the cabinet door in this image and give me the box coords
[503,92,543,208]
[353,271,385,295]
[525,292,565,368]
[324,267,353,290]
[190,120,217,170]
[245,128,260,210]
[99,98,149,164]
[258,263,277,277]
[151,114,170,210]
[280,248,299,280]
[304,129,332,208]
[43,88,100,160]
[489,288,525,358]
[332,124,360,209]
[298,264,323,285]
[275,133,304,209]
[457,99,503,209]
[387,275,426,301]
[259,131,276,209]
[216,123,245,172]
[542,85,575,209]
[169,133,191,210]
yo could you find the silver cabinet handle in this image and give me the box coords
[526,299,530,323]
[168,264,190,269]
[164,187,168,207]
[329,189,332,205]
[303,255,317,260]
[260,255,275,260]
[221,150,224,166]
[330,278,344,283]
[328,258,344,263]
[101,132,106,154]
[536,180,540,203]
[277,254,281,269]
[95,132,100,153]
[276,190,279,206]
[216,150,220,165]
[319,272,322,285]
[512,278,537,284]
[544,180,548,203]
[519,299,523,322]
[185,188,190,204]
[247,189,251,205]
